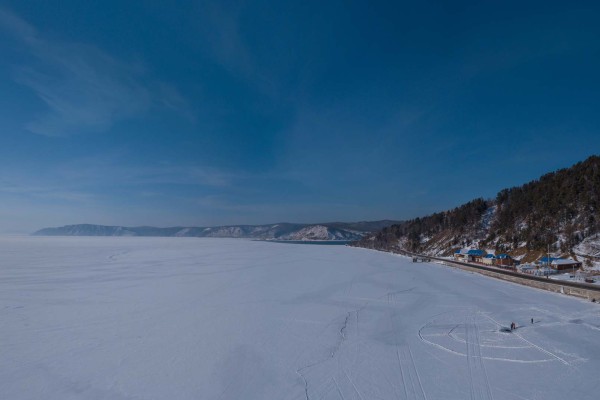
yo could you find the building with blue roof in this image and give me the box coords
[454,248,486,263]
[467,249,485,256]
[539,256,561,265]
[495,253,515,268]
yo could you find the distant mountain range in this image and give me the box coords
[33,220,401,241]
[354,156,600,265]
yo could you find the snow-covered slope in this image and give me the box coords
[419,204,497,255]
[33,221,373,241]
[2,236,599,399]
[356,199,495,256]
[280,225,361,241]
[34,224,140,236]
[357,157,600,263]
[574,234,600,258]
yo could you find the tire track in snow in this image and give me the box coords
[482,314,571,366]
[396,347,409,400]
[387,286,426,400]
[333,377,346,400]
[465,317,493,400]
[297,286,417,400]
[417,314,557,364]
[408,346,428,400]
[397,346,427,400]
[342,369,364,400]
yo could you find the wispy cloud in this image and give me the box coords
[196,2,287,102]
[53,155,235,188]
[0,8,191,137]
[0,180,94,203]
[201,1,253,78]
[0,152,237,210]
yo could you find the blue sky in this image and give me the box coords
[1,1,599,233]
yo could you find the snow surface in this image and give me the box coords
[281,225,359,241]
[575,234,600,258]
[574,234,600,270]
[2,236,600,400]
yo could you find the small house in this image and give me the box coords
[494,253,514,268]
[482,254,495,265]
[518,264,536,274]
[454,249,485,263]
[534,267,558,276]
[550,259,582,271]
[539,257,559,266]
[453,249,464,261]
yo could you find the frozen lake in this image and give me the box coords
[2,236,599,399]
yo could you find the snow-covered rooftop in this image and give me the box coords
[551,259,580,265]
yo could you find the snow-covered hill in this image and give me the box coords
[279,225,361,241]
[32,221,390,241]
[356,156,600,265]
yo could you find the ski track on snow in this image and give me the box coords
[465,315,494,400]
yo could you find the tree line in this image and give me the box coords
[354,155,600,256]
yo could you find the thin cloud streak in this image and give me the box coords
[0,181,94,203]
[53,160,236,188]
[0,8,191,137]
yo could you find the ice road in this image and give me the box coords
[2,236,600,399]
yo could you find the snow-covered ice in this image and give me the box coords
[2,236,600,399]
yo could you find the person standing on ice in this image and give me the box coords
[531,318,534,324]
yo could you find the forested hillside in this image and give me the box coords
[355,156,600,261]
[487,156,600,253]
[355,198,492,254]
